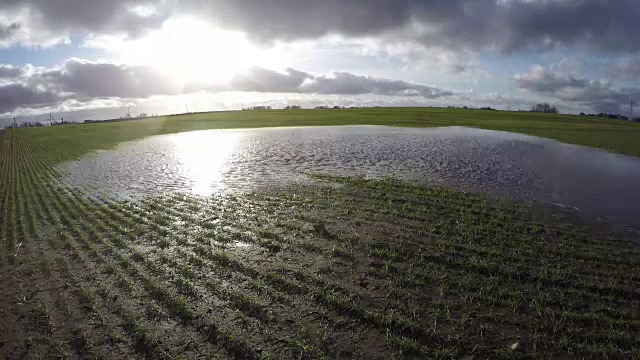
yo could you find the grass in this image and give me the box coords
[0,108,639,358]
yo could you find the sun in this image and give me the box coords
[118,18,281,85]
[152,20,251,84]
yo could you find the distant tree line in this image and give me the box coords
[579,112,639,122]
[3,121,46,129]
[448,105,502,111]
[284,105,382,110]
[530,103,559,113]
[314,105,347,109]
[243,106,272,111]
[283,105,381,110]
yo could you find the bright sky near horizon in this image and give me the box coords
[1,0,639,124]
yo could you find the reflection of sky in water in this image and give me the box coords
[171,131,240,196]
[60,126,640,228]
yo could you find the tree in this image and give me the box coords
[530,103,559,114]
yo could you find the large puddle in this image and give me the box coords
[60,126,640,228]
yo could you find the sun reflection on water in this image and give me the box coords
[171,131,242,196]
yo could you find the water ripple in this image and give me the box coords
[59,126,640,228]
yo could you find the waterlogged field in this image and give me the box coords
[17,107,640,158]
[59,126,640,227]
[1,110,640,359]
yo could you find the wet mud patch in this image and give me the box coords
[2,176,640,359]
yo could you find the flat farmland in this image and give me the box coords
[1,109,640,359]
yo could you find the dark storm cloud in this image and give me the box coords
[182,0,414,40]
[0,59,182,114]
[41,58,180,98]
[2,0,639,53]
[0,83,64,114]
[180,0,640,52]
[515,66,640,113]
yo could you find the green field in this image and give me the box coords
[1,108,640,358]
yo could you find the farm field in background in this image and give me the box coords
[1,108,640,358]
[13,107,640,160]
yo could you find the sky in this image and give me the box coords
[1,0,639,125]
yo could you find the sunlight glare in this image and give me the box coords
[172,131,242,196]
[119,18,283,85]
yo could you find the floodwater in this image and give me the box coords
[60,126,640,228]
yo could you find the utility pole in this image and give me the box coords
[630,99,634,121]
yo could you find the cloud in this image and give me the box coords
[0,22,20,41]
[0,59,454,115]
[209,67,452,99]
[0,58,184,114]
[41,58,181,99]
[0,83,64,114]
[0,64,23,79]
[2,0,639,54]
[515,65,640,113]
[29,0,165,35]
[300,71,452,98]
[177,0,640,53]
[610,52,640,80]
[176,0,413,41]
[0,0,165,47]
[226,67,309,93]
[514,65,589,93]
